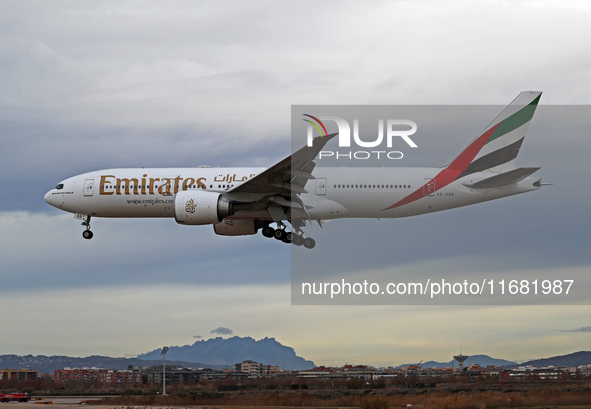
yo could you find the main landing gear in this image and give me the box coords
[261,223,316,249]
[81,216,93,240]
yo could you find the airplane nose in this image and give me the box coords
[44,191,52,205]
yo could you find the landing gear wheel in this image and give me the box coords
[82,230,94,240]
[262,226,275,238]
[283,232,293,244]
[303,237,316,249]
[273,229,286,241]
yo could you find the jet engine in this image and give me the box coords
[174,190,233,225]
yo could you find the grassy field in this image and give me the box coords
[97,383,591,409]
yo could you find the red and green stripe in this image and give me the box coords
[382,95,540,211]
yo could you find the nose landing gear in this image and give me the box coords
[81,215,93,240]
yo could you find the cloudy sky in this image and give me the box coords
[2,0,591,366]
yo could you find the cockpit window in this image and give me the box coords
[55,184,64,190]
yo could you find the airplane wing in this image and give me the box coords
[227,133,337,223]
[229,133,336,196]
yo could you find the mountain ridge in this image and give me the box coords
[3,347,591,374]
[396,354,518,369]
[520,351,591,367]
[137,336,316,371]
[0,354,227,374]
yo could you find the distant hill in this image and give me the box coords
[521,351,591,367]
[398,354,517,369]
[138,336,315,371]
[0,354,226,374]
[6,350,590,375]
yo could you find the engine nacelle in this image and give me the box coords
[174,190,233,225]
[213,220,257,236]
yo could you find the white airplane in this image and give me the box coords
[45,91,545,249]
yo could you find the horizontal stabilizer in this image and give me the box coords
[463,167,540,189]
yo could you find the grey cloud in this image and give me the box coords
[2,0,591,360]
[0,213,290,293]
[562,327,591,333]
[211,327,233,336]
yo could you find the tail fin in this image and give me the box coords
[382,91,541,210]
[449,91,542,178]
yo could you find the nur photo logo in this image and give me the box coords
[303,113,418,160]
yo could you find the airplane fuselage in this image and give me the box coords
[44,166,540,220]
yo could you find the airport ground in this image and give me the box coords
[4,377,591,409]
[4,382,591,409]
